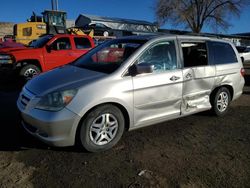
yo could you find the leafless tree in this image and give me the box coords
[155,0,249,33]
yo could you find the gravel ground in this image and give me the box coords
[0,67,249,188]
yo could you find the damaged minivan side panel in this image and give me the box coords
[179,40,215,115]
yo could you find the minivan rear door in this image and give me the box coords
[179,40,215,115]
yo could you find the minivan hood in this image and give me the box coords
[25,65,106,95]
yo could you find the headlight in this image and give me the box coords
[35,89,78,111]
[0,54,13,64]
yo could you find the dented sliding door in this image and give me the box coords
[180,41,215,115]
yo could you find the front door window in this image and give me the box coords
[137,41,177,72]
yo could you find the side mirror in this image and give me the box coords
[137,63,154,74]
[128,63,154,76]
[46,45,52,53]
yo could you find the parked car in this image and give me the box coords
[17,35,245,152]
[0,34,94,80]
[83,23,114,37]
[236,46,250,63]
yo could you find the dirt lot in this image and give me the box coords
[0,68,249,188]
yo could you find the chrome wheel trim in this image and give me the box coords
[24,68,38,79]
[89,113,118,146]
[216,91,229,112]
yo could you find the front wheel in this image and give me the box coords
[79,104,125,152]
[19,64,41,81]
[211,87,231,116]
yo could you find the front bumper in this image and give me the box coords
[0,63,15,70]
[17,88,82,147]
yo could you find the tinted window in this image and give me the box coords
[208,41,237,65]
[236,46,246,53]
[74,37,91,49]
[95,23,107,28]
[51,37,71,50]
[181,42,208,67]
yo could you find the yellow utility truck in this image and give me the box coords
[14,22,47,45]
[14,10,67,45]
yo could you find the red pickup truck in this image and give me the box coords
[0,34,94,80]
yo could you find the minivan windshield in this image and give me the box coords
[73,39,147,74]
[29,35,53,48]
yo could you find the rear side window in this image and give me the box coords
[181,42,208,67]
[208,41,237,65]
[74,37,92,49]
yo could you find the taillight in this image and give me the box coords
[240,68,245,77]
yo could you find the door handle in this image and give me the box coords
[185,73,192,79]
[170,76,180,81]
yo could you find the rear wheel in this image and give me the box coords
[19,64,41,81]
[211,87,231,116]
[79,104,125,152]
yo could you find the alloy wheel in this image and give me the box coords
[216,91,229,112]
[24,68,39,80]
[89,113,118,146]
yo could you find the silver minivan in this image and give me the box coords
[17,35,245,152]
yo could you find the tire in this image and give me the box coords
[79,104,125,152]
[19,64,41,81]
[211,87,231,116]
